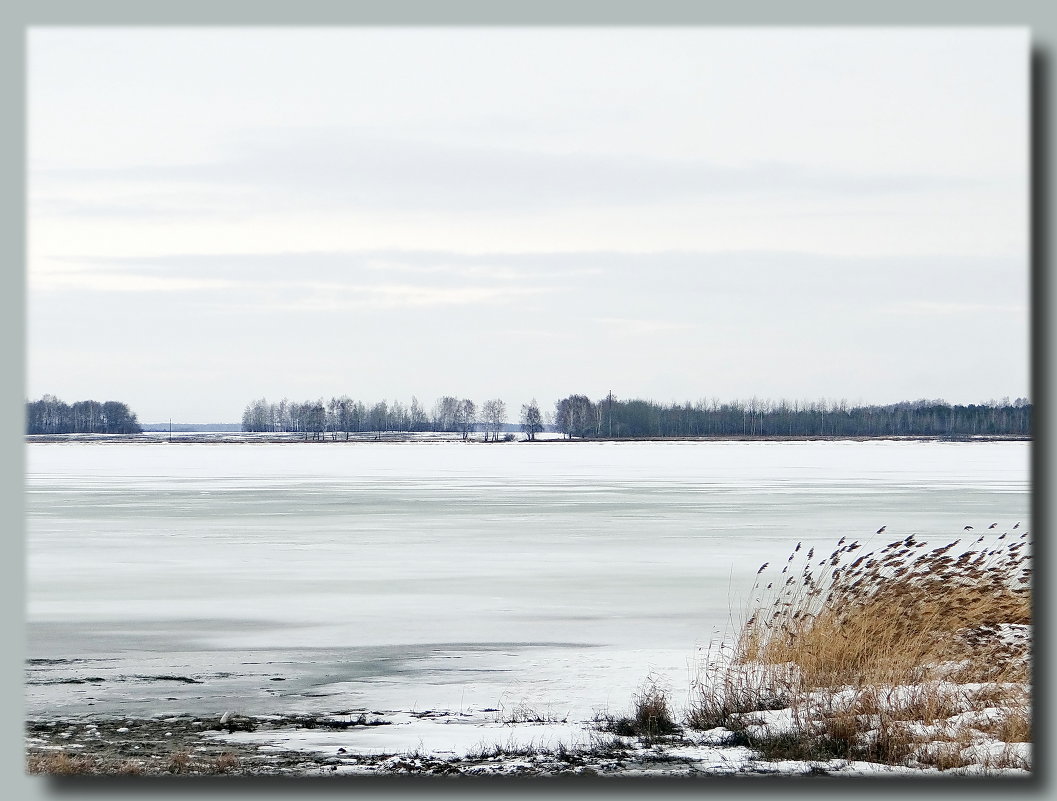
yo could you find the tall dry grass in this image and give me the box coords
[741,530,1031,687]
[690,527,1032,770]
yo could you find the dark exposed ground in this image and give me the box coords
[24,714,792,778]
[24,714,628,777]
[25,715,337,776]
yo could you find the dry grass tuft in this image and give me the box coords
[501,702,568,724]
[114,758,146,775]
[915,741,974,771]
[687,640,790,731]
[27,752,99,776]
[210,751,240,774]
[166,749,192,774]
[972,698,1032,743]
[27,747,246,776]
[27,751,156,776]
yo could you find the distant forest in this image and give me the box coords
[25,394,143,435]
[553,394,1032,439]
[240,394,1032,440]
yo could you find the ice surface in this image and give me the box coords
[26,440,1030,722]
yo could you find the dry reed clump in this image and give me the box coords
[690,528,1032,770]
[740,530,1031,688]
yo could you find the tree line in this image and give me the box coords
[23,392,1034,440]
[553,393,1032,439]
[26,394,143,435]
[241,395,546,441]
[240,392,1030,440]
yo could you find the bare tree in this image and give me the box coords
[481,398,507,442]
[520,399,543,440]
[432,396,461,432]
[328,395,354,440]
[368,400,388,433]
[389,399,408,431]
[455,398,477,440]
[555,394,595,439]
[409,395,427,431]
[305,399,327,440]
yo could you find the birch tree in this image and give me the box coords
[520,399,544,440]
[456,398,477,440]
[482,398,507,441]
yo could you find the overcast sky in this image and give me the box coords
[27,27,1028,423]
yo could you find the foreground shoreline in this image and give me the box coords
[23,712,779,778]
[29,710,1026,778]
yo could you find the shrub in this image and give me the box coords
[600,675,680,741]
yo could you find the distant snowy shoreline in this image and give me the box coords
[24,432,1030,445]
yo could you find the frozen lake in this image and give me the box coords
[25,439,1030,723]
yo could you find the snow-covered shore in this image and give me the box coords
[26,699,1031,777]
[27,625,1032,778]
